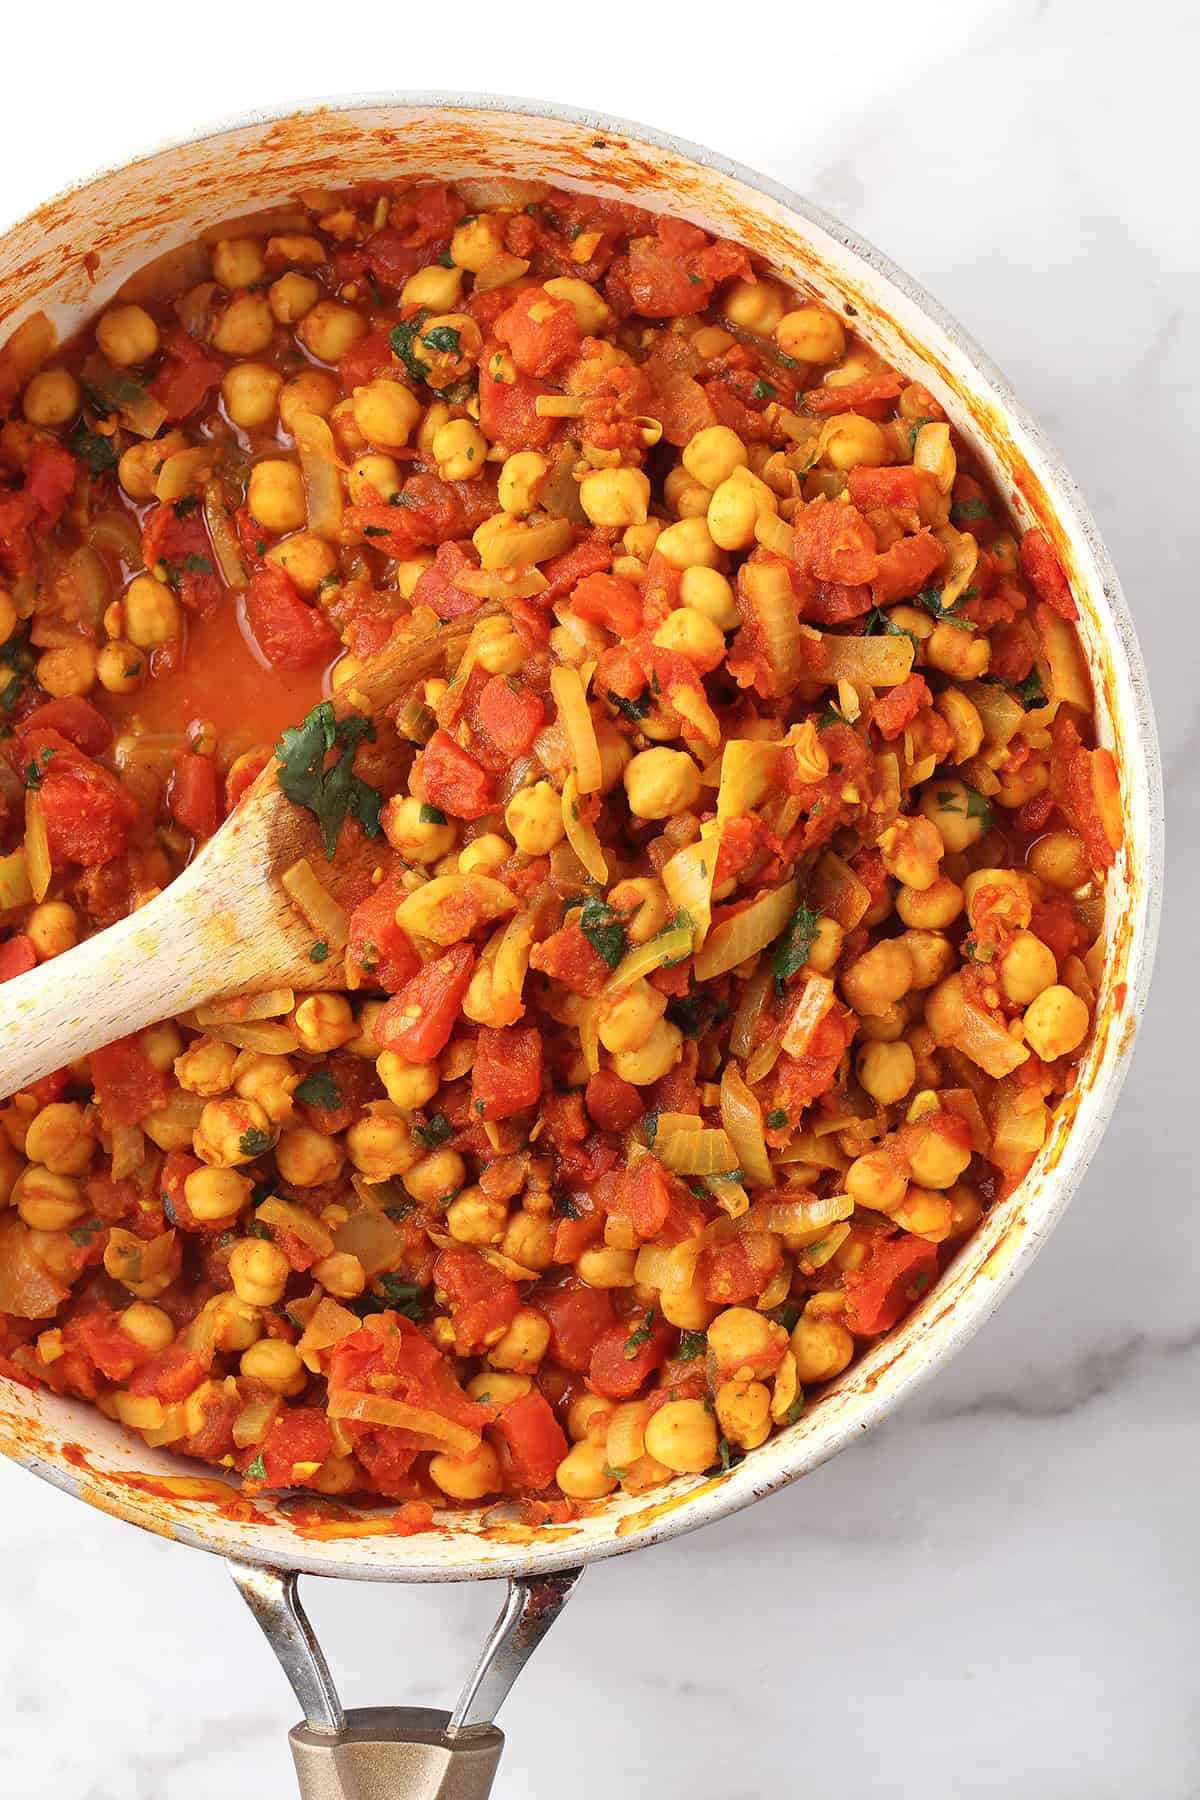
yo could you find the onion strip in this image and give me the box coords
[281,858,350,950]
[780,975,836,1057]
[203,479,249,590]
[693,877,798,982]
[326,1389,481,1455]
[812,631,914,687]
[293,410,345,539]
[551,666,603,795]
[605,922,694,992]
[716,740,779,823]
[656,1123,738,1176]
[24,791,51,903]
[562,772,608,883]
[720,1064,773,1190]
[661,830,717,950]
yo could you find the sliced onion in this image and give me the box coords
[473,253,533,293]
[605,922,694,992]
[203,1020,302,1054]
[297,1296,363,1372]
[756,1192,853,1236]
[141,1403,189,1448]
[281,858,350,950]
[86,509,143,568]
[729,964,773,1061]
[204,478,249,591]
[110,1123,145,1182]
[233,1392,281,1449]
[80,353,167,438]
[0,1216,69,1318]
[706,1174,750,1218]
[716,740,780,823]
[693,877,798,982]
[774,1129,847,1172]
[326,1389,481,1455]
[935,524,978,606]
[154,447,214,504]
[812,630,913,687]
[671,683,722,748]
[578,998,601,1076]
[801,1222,851,1269]
[395,873,517,946]
[551,665,603,795]
[1038,609,1091,711]
[562,771,608,884]
[0,847,32,911]
[963,679,1025,751]
[293,410,345,539]
[197,988,295,1025]
[720,1063,773,1190]
[605,1400,652,1472]
[24,791,51,903]
[453,176,550,210]
[809,849,871,930]
[661,832,717,950]
[256,1196,334,1259]
[956,1003,1030,1078]
[938,1087,990,1154]
[657,1123,738,1176]
[331,1207,405,1277]
[454,567,547,602]
[117,238,212,306]
[781,975,836,1057]
[992,1089,1049,1167]
[633,1244,674,1289]
[742,561,802,684]
[745,1026,785,1086]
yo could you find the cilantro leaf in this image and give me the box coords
[578,898,626,969]
[309,940,329,963]
[275,700,383,859]
[751,377,776,401]
[766,1107,788,1129]
[413,1111,453,1150]
[950,496,990,522]
[1015,667,1048,711]
[607,687,651,722]
[24,747,53,790]
[419,802,447,824]
[676,1330,707,1361]
[421,323,461,356]
[294,1069,340,1110]
[68,421,118,475]
[389,310,430,382]
[863,605,919,650]
[239,1126,273,1158]
[245,1452,266,1480]
[816,699,845,729]
[68,1219,103,1247]
[785,1396,805,1425]
[553,1190,582,1220]
[623,1309,656,1360]
[772,1301,802,1332]
[907,416,934,452]
[353,1272,426,1322]
[643,1110,659,1147]
[966,787,993,827]
[915,586,974,630]
[772,901,820,993]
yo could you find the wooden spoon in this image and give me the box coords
[0,613,485,1103]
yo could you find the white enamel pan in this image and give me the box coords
[0,94,1163,1799]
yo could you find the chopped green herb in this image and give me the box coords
[863,605,919,650]
[68,421,118,475]
[389,309,430,382]
[163,552,214,586]
[915,586,974,630]
[772,901,821,993]
[643,1110,659,1148]
[239,1127,273,1158]
[816,700,845,729]
[421,323,462,356]
[419,802,447,824]
[294,1069,340,1110]
[966,787,992,826]
[607,686,651,722]
[717,1436,734,1473]
[602,1464,626,1481]
[623,1309,656,1360]
[162,1194,179,1227]
[752,377,776,401]
[1015,667,1048,711]
[963,936,994,965]
[275,700,383,859]
[245,1452,266,1481]
[248,1221,272,1239]
[907,416,934,453]
[68,1219,102,1247]
[354,1272,426,1322]
[910,1270,932,1294]
[438,246,455,268]
[676,1330,707,1361]
[363,524,389,537]
[553,1190,582,1220]
[172,493,200,517]
[766,1107,788,1130]
[950,496,990,522]
[413,1111,453,1150]
[309,940,329,963]
[772,1301,802,1332]
[474,1097,486,1115]
[578,898,626,969]
[686,271,702,285]
[24,747,53,790]
[785,1396,805,1425]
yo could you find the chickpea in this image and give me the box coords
[268,272,321,324]
[609,877,671,946]
[996,758,1048,810]
[556,1439,618,1499]
[879,815,944,892]
[498,450,548,515]
[1023,985,1090,1061]
[575,1245,637,1288]
[174,1035,238,1097]
[908,1119,972,1189]
[543,275,611,334]
[468,1372,532,1407]
[597,979,667,1055]
[856,1000,910,1044]
[310,1251,366,1300]
[623,747,701,820]
[715,1379,772,1451]
[26,901,78,961]
[184,1164,251,1222]
[429,1439,503,1501]
[24,1102,93,1176]
[118,431,187,502]
[948,1183,984,1238]
[501,1211,556,1272]
[381,794,457,864]
[652,607,726,673]
[857,1040,916,1106]
[212,237,266,289]
[96,641,146,695]
[222,362,283,429]
[240,1338,306,1396]
[818,413,889,470]
[233,1051,299,1124]
[345,453,401,507]
[279,371,339,433]
[579,467,650,529]
[841,939,914,1017]
[298,300,365,364]
[845,1149,907,1214]
[432,418,487,482]
[644,1398,718,1474]
[803,915,844,976]
[999,931,1058,1006]
[37,643,97,699]
[679,565,739,629]
[610,1018,683,1087]
[504,782,565,856]
[890,1185,954,1242]
[96,304,159,366]
[775,305,845,364]
[14,1167,83,1232]
[22,369,81,427]
[140,1024,183,1072]
[458,833,512,877]
[193,1097,273,1168]
[790,1313,854,1383]
[451,214,506,272]
[926,619,990,679]
[345,1115,419,1183]
[288,994,354,1055]
[683,426,747,490]
[663,467,713,520]
[896,876,963,931]
[595,719,632,796]
[707,1307,788,1378]
[228,1237,290,1307]
[265,531,339,596]
[276,1125,344,1187]
[120,1302,175,1354]
[124,575,180,648]
[404,1147,466,1206]
[919,778,987,854]
[964,869,1032,937]
[352,379,421,450]
[935,688,984,764]
[246,459,306,535]
[486,1308,551,1373]
[721,278,787,335]
[375,1053,438,1112]
[401,265,464,311]
[902,930,956,991]
[707,468,777,552]
[654,516,721,571]
[1028,831,1091,891]
[211,292,274,357]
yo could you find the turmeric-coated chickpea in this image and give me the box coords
[908,1118,972,1190]
[25,901,78,961]
[707,468,777,552]
[715,1379,772,1451]
[890,1185,954,1242]
[184,1164,251,1223]
[556,1439,618,1499]
[311,1251,366,1300]
[504,782,564,855]
[193,1097,273,1168]
[683,425,747,490]
[579,467,650,529]
[458,833,511,877]
[118,431,187,502]
[279,371,339,433]
[644,1398,719,1474]
[233,1051,299,1124]
[124,575,180,648]
[497,450,548,515]
[404,1147,466,1206]
[24,1102,94,1176]
[721,278,787,335]
[450,213,506,272]
[299,300,365,364]
[268,272,321,324]
[610,1018,684,1087]
[140,1024,184,1071]
[14,1167,83,1231]
[432,418,487,482]
[597,979,667,1055]
[652,606,726,673]
[1022,985,1090,1061]
[486,1307,551,1373]
[347,453,402,505]
[818,413,889,470]
[901,930,956,991]
[896,875,963,931]
[841,939,914,1017]
[429,1439,503,1501]
[790,1313,854,1384]
[544,275,611,333]
[212,292,274,357]
[879,815,944,892]
[623,747,701,820]
[212,237,266,290]
[856,1040,917,1107]
[575,1245,637,1288]
[501,1211,556,1272]
[1028,831,1091,891]
[37,643,97,699]
[96,641,146,695]
[174,1035,238,1097]
[400,265,464,311]
[292,994,356,1054]
[775,305,845,364]
[276,1125,344,1188]
[382,793,457,863]
[222,361,283,429]
[265,531,339,596]
[608,877,671,946]
[1000,931,1058,1006]
[228,1237,290,1307]
[120,1301,175,1354]
[353,379,421,450]
[925,621,990,680]
[919,778,987,854]
[663,466,713,520]
[804,915,844,975]
[96,304,159,366]
[22,368,81,427]
[707,1306,788,1378]
[375,1052,439,1112]
[679,565,739,629]
[346,1115,419,1181]
[845,1148,907,1214]
[248,459,306,534]
[240,1338,306,1395]
[654,516,721,570]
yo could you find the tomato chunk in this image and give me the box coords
[571,571,644,637]
[412,729,495,821]
[375,943,476,1061]
[170,751,221,838]
[584,1069,643,1133]
[495,287,582,377]
[89,1035,173,1125]
[0,936,36,982]
[531,1281,615,1372]
[347,875,422,992]
[842,1231,939,1335]
[588,1310,676,1400]
[476,675,545,759]
[244,566,340,670]
[472,1026,543,1121]
[492,1389,567,1490]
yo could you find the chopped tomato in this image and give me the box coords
[18,728,138,869]
[89,1035,173,1125]
[148,327,225,420]
[410,540,481,621]
[603,1156,673,1240]
[170,751,221,838]
[375,943,476,1061]
[432,1246,521,1355]
[539,535,612,603]
[412,729,495,821]
[472,1026,543,1121]
[873,672,930,741]
[697,1230,783,1305]
[244,566,340,670]
[1020,527,1078,620]
[128,1343,207,1403]
[571,571,644,637]
[871,530,947,605]
[495,287,582,377]
[584,1070,643,1133]
[476,675,545,759]
[588,1310,675,1400]
[531,1280,616,1372]
[329,1312,487,1442]
[492,1389,567,1490]
[19,696,112,757]
[258,1407,334,1488]
[1049,714,1122,870]
[347,876,421,992]
[528,917,612,997]
[794,501,878,585]
[842,1231,939,1335]
[477,367,559,450]
[71,1307,147,1382]
[0,936,36,982]
[141,500,222,613]
[802,371,903,416]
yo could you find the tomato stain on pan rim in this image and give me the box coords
[0,92,1165,1583]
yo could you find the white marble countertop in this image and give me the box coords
[0,5,1194,1795]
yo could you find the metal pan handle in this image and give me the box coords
[230,1560,584,1800]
